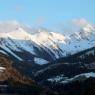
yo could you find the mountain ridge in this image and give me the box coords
[0,20,95,64]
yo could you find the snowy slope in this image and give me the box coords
[47,72,95,84]
[34,58,49,65]
[0,67,5,72]
[0,20,95,64]
[0,21,66,62]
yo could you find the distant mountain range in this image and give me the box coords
[0,20,95,94]
[0,21,95,64]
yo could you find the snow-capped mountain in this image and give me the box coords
[0,20,95,64]
[1,20,95,95]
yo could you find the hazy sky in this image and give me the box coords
[0,0,95,29]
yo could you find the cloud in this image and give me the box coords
[71,18,90,27]
[53,18,94,34]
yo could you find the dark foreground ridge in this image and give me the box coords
[0,52,95,95]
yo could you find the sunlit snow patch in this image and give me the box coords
[34,58,48,65]
[0,67,6,72]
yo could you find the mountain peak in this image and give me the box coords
[0,21,23,33]
[73,18,95,32]
[0,20,95,62]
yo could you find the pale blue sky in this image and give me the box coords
[0,0,95,29]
